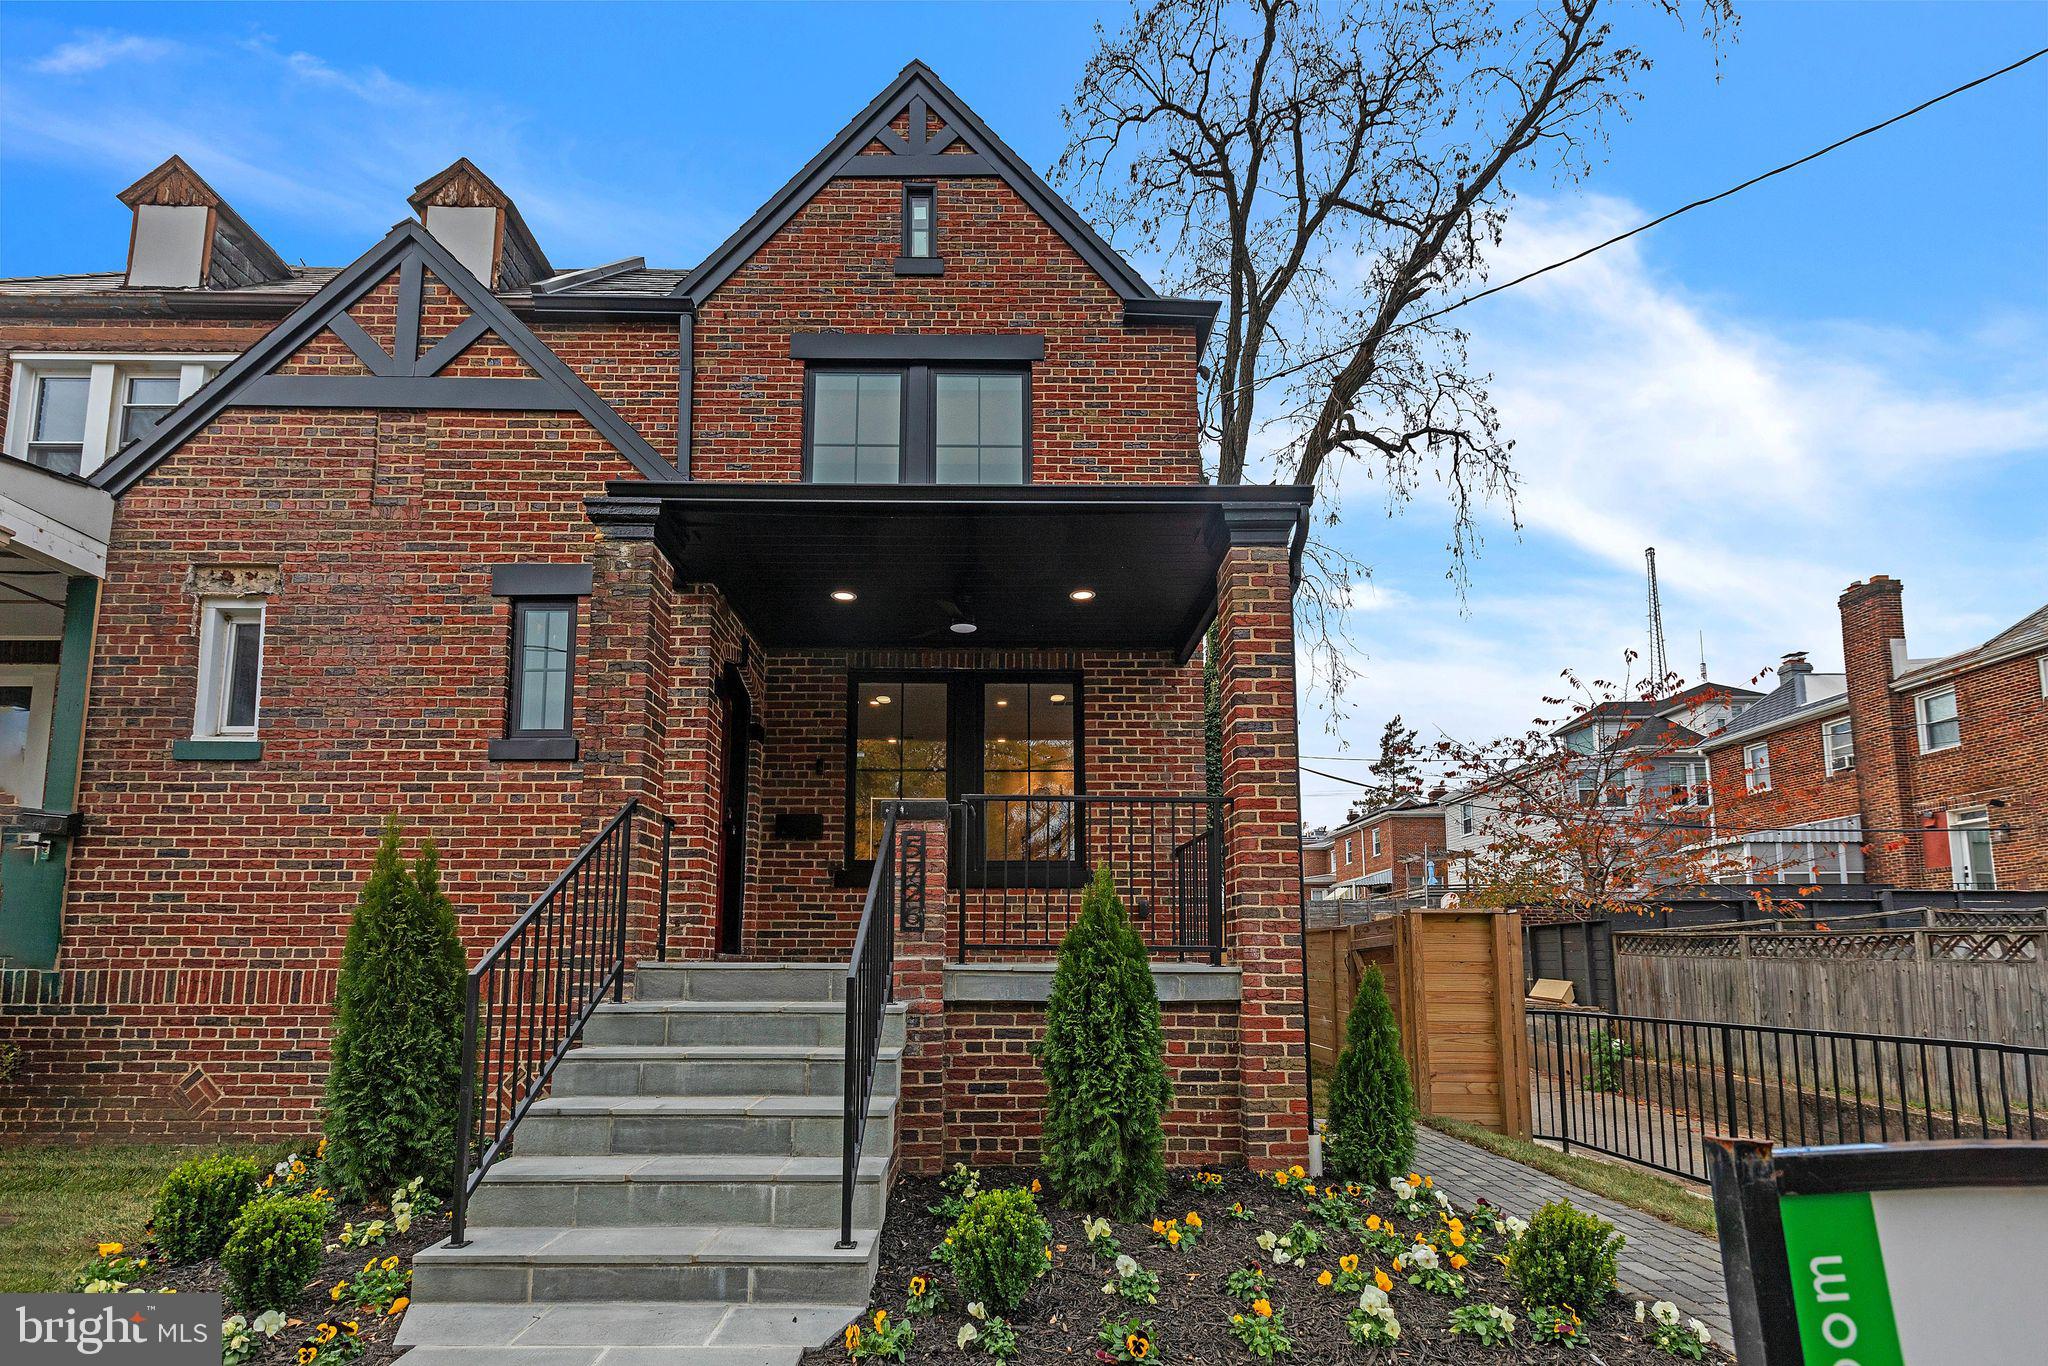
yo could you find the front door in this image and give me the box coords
[717,667,751,954]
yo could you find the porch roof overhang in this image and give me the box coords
[589,482,1312,664]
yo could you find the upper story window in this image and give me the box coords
[6,354,229,476]
[806,366,1028,485]
[194,598,264,740]
[1824,717,1856,775]
[903,185,935,259]
[1744,741,1771,793]
[1916,686,1960,753]
[1371,827,1382,858]
[1459,803,1474,835]
[509,600,576,741]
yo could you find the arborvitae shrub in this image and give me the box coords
[1506,1199,1625,1311]
[948,1186,1053,1313]
[152,1153,261,1261]
[1322,964,1416,1183]
[221,1195,328,1311]
[1034,867,1172,1218]
[322,818,468,1201]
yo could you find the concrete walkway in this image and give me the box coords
[1413,1127,1733,1345]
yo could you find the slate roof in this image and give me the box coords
[1892,602,2048,690]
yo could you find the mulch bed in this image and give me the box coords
[799,1166,1730,1365]
[89,1184,446,1365]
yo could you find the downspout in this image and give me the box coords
[675,308,694,479]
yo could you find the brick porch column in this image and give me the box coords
[887,802,951,1175]
[583,495,675,963]
[1215,508,1310,1168]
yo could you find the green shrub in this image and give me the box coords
[1586,1028,1632,1092]
[1321,964,1416,1183]
[948,1187,1052,1313]
[1506,1199,1624,1311]
[221,1195,328,1311]
[1034,868,1171,1218]
[323,817,468,1201]
[152,1153,262,1261]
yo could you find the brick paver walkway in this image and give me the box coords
[1413,1127,1733,1344]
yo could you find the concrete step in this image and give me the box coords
[394,1300,864,1365]
[584,1000,906,1048]
[550,1045,901,1099]
[411,1226,880,1305]
[465,1153,891,1229]
[517,1093,898,1159]
[634,962,845,1003]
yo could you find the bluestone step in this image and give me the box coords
[583,1000,906,1048]
[633,962,846,1003]
[551,1044,901,1098]
[464,1152,890,1229]
[395,1298,865,1364]
[412,1225,880,1304]
[517,1092,897,1158]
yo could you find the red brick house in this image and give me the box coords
[1323,802,1447,900]
[1704,576,2048,890]
[0,61,1312,1200]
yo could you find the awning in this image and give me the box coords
[590,482,1311,661]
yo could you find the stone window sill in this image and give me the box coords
[172,738,263,762]
[488,736,579,762]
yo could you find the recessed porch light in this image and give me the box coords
[831,589,858,602]
[1049,692,1068,703]
[870,694,892,705]
[1069,588,1096,602]
[949,621,979,634]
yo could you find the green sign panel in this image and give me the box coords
[1778,1192,1904,1366]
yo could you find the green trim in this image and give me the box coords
[0,579,98,971]
[171,738,264,761]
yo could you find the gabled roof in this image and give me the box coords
[93,219,674,496]
[409,158,553,291]
[1891,602,2048,691]
[1700,672,1849,750]
[117,155,293,288]
[674,62,1214,340]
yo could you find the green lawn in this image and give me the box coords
[1424,1117,1717,1238]
[0,1143,270,1292]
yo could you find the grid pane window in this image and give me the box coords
[29,375,89,474]
[512,602,574,736]
[935,373,1025,484]
[905,188,934,258]
[810,372,903,483]
[982,681,1076,860]
[120,374,182,445]
[1918,688,1959,752]
[852,681,947,860]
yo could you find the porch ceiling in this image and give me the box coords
[594,483,1311,660]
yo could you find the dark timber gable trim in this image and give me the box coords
[676,61,1167,311]
[92,220,676,496]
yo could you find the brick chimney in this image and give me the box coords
[1838,576,1916,885]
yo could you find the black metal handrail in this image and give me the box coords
[955,793,1224,962]
[1529,1007,2048,1182]
[450,799,672,1246]
[839,806,903,1249]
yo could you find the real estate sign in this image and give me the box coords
[1709,1138,2048,1365]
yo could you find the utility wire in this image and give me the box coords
[1253,46,2048,391]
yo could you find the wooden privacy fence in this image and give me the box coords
[1306,908,1530,1137]
[1614,919,2048,1047]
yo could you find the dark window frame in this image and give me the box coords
[492,597,579,762]
[902,183,936,259]
[840,667,1085,881]
[802,363,1031,485]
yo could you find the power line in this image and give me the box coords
[1251,46,2048,391]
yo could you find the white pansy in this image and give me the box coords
[1653,1301,1681,1328]
[1690,1318,1712,1344]
[1433,1188,1454,1210]
[252,1309,286,1336]
[958,1323,980,1348]
[1504,1215,1530,1239]
[1114,1254,1139,1278]
[1635,1301,1648,1324]
[1357,1286,1390,1314]
[1408,1243,1440,1271]
[1255,1230,1279,1253]
[967,1302,987,1321]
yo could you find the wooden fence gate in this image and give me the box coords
[1306,908,1530,1137]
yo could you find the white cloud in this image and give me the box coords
[32,32,178,76]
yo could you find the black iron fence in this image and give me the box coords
[954,793,1224,962]
[840,807,924,1248]
[451,800,671,1246]
[1529,1007,2048,1182]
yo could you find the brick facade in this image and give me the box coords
[1325,807,1446,894]
[0,73,1308,1170]
[1706,575,2048,891]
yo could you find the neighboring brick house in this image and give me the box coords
[1323,802,1447,899]
[1705,576,2048,890]
[0,64,1313,1183]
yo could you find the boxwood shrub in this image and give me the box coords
[948,1186,1052,1313]
[153,1153,262,1261]
[222,1194,328,1311]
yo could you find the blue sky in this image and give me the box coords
[3,2,2045,824]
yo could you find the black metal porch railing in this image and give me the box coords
[841,807,925,1248]
[955,794,1224,962]
[450,799,672,1247]
[1529,1008,2048,1183]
